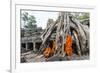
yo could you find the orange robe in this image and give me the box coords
[43,47,52,58]
[43,41,55,59]
[65,35,73,57]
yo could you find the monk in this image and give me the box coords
[43,41,56,61]
[65,35,73,60]
[43,47,52,60]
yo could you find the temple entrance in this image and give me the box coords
[21,43,26,53]
[35,42,42,51]
[27,42,33,50]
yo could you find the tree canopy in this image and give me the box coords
[21,12,38,36]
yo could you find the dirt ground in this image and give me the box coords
[21,51,89,63]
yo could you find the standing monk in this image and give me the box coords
[65,35,73,60]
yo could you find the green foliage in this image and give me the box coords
[28,15,37,24]
[21,12,37,36]
[22,12,28,23]
[72,13,89,21]
[76,13,89,20]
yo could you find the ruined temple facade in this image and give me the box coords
[21,36,42,53]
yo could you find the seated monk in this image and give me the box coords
[43,47,52,59]
[64,35,73,60]
[43,41,56,61]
